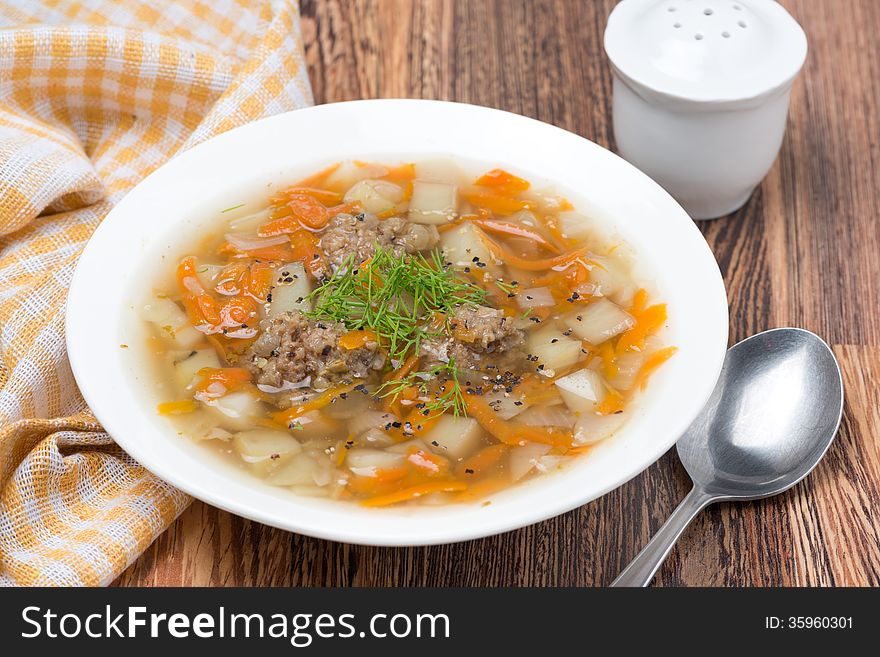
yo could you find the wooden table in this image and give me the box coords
[115,0,880,587]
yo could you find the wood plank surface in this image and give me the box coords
[115,0,880,587]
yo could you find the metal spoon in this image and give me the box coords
[611,327,844,587]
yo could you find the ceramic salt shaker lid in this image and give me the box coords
[605,0,808,105]
[604,0,807,219]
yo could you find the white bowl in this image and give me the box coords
[66,99,728,546]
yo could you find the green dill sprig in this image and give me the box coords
[494,278,518,296]
[376,358,467,417]
[304,245,486,362]
[304,245,484,417]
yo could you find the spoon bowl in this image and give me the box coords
[677,328,843,500]
[612,327,843,586]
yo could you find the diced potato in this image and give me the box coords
[234,428,301,462]
[204,391,264,430]
[325,161,389,191]
[611,350,647,391]
[523,188,568,215]
[439,222,494,268]
[321,390,372,420]
[515,286,555,309]
[143,297,203,349]
[509,442,552,481]
[358,428,396,447]
[173,349,221,390]
[554,368,607,415]
[527,327,584,375]
[267,262,311,318]
[170,410,221,441]
[414,159,466,186]
[346,409,395,436]
[574,410,629,445]
[385,438,429,454]
[267,454,322,486]
[481,389,528,420]
[345,449,406,476]
[516,404,575,428]
[589,253,639,306]
[344,179,404,214]
[536,454,573,473]
[408,180,458,224]
[564,298,634,345]
[290,410,340,440]
[557,211,593,241]
[421,414,483,459]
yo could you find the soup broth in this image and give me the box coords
[145,160,675,506]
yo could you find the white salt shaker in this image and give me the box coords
[604,0,807,219]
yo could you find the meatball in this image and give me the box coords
[319,212,439,269]
[420,304,526,371]
[244,311,385,390]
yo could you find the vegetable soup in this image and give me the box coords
[144,160,675,506]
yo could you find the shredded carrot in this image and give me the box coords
[472,219,559,252]
[360,480,467,507]
[597,341,618,380]
[634,346,678,390]
[474,169,530,194]
[596,388,625,416]
[463,394,573,447]
[272,383,357,425]
[157,400,197,415]
[454,443,508,477]
[274,186,342,206]
[537,212,573,250]
[338,329,379,350]
[383,354,420,382]
[616,302,668,353]
[293,162,341,188]
[482,235,590,271]
[219,240,295,262]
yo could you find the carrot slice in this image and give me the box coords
[338,329,379,350]
[462,190,533,216]
[474,169,530,194]
[193,367,252,398]
[360,480,467,507]
[157,400,197,415]
[382,163,416,185]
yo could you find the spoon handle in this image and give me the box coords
[610,487,715,587]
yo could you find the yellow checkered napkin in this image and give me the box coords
[0,0,313,586]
